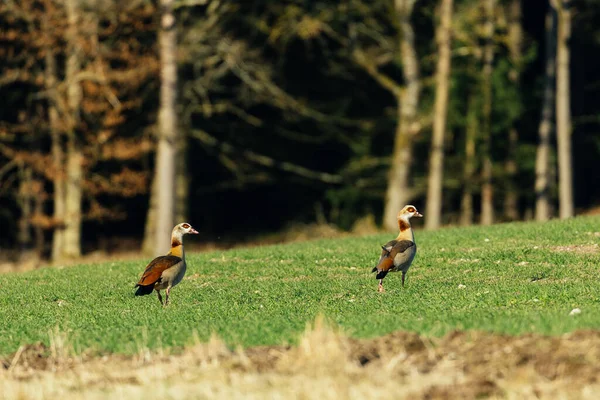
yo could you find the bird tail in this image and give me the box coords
[371,267,378,273]
[374,270,388,280]
[135,284,154,296]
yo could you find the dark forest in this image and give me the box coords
[0,0,598,263]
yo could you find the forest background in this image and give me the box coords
[0,0,598,264]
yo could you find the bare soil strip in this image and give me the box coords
[2,322,600,399]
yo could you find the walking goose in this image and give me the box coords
[135,222,198,305]
[372,205,423,292]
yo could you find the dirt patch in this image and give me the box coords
[244,344,291,372]
[583,206,600,216]
[0,324,600,399]
[3,327,600,398]
[551,244,599,254]
[2,342,50,371]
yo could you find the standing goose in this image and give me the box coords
[135,222,198,305]
[372,205,423,292]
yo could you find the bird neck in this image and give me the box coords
[396,217,414,242]
[169,234,185,258]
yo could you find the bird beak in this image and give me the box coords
[414,212,423,218]
[190,228,199,234]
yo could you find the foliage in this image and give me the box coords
[0,0,158,251]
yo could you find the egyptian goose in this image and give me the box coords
[372,205,423,292]
[135,222,198,305]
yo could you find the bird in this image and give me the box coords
[135,222,198,305]
[372,205,423,292]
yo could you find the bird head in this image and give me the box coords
[397,205,423,220]
[176,222,199,236]
[171,222,199,246]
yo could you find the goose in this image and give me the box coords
[372,205,422,292]
[135,222,198,305]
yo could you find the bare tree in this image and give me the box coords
[552,0,574,218]
[153,0,178,255]
[425,0,453,230]
[460,95,477,226]
[62,0,84,259]
[142,174,158,256]
[480,0,496,226]
[382,0,421,231]
[535,6,557,221]
[175,141,189,225]
[503,0,522,221]
[42,11,67,261]
[16,166,34,258]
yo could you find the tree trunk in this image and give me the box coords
[384,102,414,231]
[461,95,477,226]
[535,6,556,221]
[175,135,189,224]
[142,173,158,256]
[425,0,453,230]
[504,128,519,220]
[63,147,83,258]
[17,166,33,255]
[16,167,42,266]
[480,0,496,226]
[33,189,45,258]
[153,0,178,255]
[62,0,83,259]
[383,0,421,231]
[553,0,574,219]
[44,18,66,262]
[503,0,522,221]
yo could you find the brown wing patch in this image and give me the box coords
[376,256,395,273]
[137,255,182,286]
[375,240,398,272]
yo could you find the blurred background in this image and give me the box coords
[0,0,598,266]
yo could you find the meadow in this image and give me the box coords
[1,216,600,357]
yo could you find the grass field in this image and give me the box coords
[1,216,599,357]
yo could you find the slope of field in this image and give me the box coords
[1,216,599,357]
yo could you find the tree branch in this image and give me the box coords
[190,129,344,184]
[318,19,402,98]
[0,159,17,181]
[352,50,402,98]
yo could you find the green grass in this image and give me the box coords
[1,216,600,356]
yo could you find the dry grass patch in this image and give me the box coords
[3,320,600,399]
[550,244,600,254]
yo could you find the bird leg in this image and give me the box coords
[378,279,385,293]
[156,290,164,305]
[402,272,406,287]
[164,286,171,306]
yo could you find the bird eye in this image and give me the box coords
[182,223,190,229]
[408,207,415,213]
